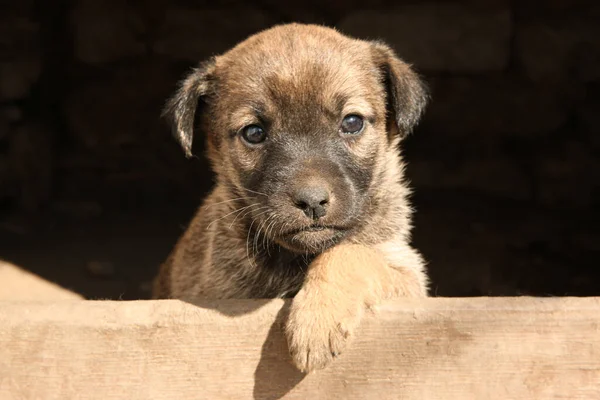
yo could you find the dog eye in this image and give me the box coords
[240,124,267,144]
[340,115,364,135]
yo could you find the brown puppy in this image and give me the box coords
[153,23,429,373]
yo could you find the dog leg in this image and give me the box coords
[285,242,426,373]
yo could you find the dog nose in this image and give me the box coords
[293,185,330,220]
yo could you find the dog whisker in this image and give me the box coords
[245,209,270,268]
[258,214,273,257]
[206,203,260,230]
[222,183,268,198]
[253,218,265,261]
[252,211,275,262]
[241,187,268,197]
[205,196,257,208]
[229,204,268,230]
[263,216,279,257]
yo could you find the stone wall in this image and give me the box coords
[1,0,599,296]
[2,0,598,211]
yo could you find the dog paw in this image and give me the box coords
[285,286,364,373]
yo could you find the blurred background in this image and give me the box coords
[0,0,598,300]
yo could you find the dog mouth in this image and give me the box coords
[282,225,346,236]
[276,224,349,253]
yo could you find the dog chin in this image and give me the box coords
[275,227,348,254]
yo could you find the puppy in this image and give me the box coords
[153,23,429,373]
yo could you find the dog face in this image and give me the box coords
[164,24,428,254]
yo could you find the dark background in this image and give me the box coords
[1,0,598,300]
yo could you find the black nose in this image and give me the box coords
[293,185,330,220]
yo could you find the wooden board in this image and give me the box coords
[0,260,83,301]
[1,297,599,399]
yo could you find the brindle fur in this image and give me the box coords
[153,23,430,372]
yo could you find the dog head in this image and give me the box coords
[164,23,428,254]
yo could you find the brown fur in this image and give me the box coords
[153,23,430,372]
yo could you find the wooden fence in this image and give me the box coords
[1,261,599,399]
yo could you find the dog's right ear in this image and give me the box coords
[162,58,216,158]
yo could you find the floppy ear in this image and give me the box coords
[370,42,429,138]
[162,58,216,157]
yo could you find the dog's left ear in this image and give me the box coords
[370,42,429,138]
[162,58,216,158]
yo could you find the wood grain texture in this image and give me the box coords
[0,297,599,400]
